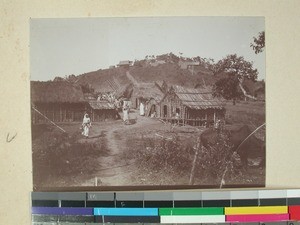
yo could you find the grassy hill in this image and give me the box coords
[75,67,130,92]
[74,61,221,91]
[53,54,264,100]
[129,63,216,88]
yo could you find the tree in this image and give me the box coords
[213,54,258,104]
[251,31,265,54]
[213,75,244,104]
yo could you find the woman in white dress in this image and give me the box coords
[123,101,130,124]
[139,102,145,116]
[82,113,91,138]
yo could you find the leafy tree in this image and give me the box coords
[251,31,265,54]
[213,75,243,104]
[213,54,258,104]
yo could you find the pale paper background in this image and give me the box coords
[0,0,300,224]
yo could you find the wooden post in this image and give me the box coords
[213,109,216,126]
[183,107,185,126]
[189,137,201,185]
[59,105,62,122]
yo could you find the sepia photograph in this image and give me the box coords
[30,17,266,190]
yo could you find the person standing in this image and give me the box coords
[139,102,145,116]
[123,103,129,124]
[82,113,91,138]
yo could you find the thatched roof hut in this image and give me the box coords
[132,83,164,102]
[130,82,164,108]
[160,85,225,127]
[88,100,115,110]
[31,81,85,103]
[31,81,87,123]
[88,100,119,121]
[31,81,121,123]
[170,85,224,110]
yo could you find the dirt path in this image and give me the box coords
[36,110,166,188]
[106,126,121,156]
[84,109,158,186]
[93,125,131,186]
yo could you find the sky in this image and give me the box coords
[30,17,265,81]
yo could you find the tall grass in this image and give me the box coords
[125,129,246,186]
[32,124,109,189]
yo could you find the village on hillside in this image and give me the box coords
[31,53,266,190]
[31,54,264,125]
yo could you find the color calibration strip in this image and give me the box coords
[32,189,300,224]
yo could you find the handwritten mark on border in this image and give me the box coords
[6,132,17,143]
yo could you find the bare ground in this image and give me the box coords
[33,109,174,189]
[32,102,265,190]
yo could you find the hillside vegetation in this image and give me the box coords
[129,63,216,88]
[52,53,264,99]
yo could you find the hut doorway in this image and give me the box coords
[148,104,156,117]
[176,108,180,116]
[163,105,168,117]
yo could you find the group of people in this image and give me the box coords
[81,100,131,139]
[80,101,150,138]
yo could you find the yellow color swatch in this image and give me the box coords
[225,206,288,215]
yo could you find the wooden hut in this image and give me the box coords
[31,81,87,123]
[160,85,225,127]
[31,81,121,124]
[130,82,164,117]
[88,100,120,121]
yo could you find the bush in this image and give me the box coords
[134,134,195,179]
[195,129,241,185]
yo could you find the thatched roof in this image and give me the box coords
[31,81,85,103]
[88,100,115,110]
[131,82,164,102]
[170,85,224,110]
[97,78,121,93]
[93,78,132,100]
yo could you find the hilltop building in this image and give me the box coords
[178,61,200,70]
[117,60,133,68]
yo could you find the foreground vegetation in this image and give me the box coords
[32,101,265,189]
